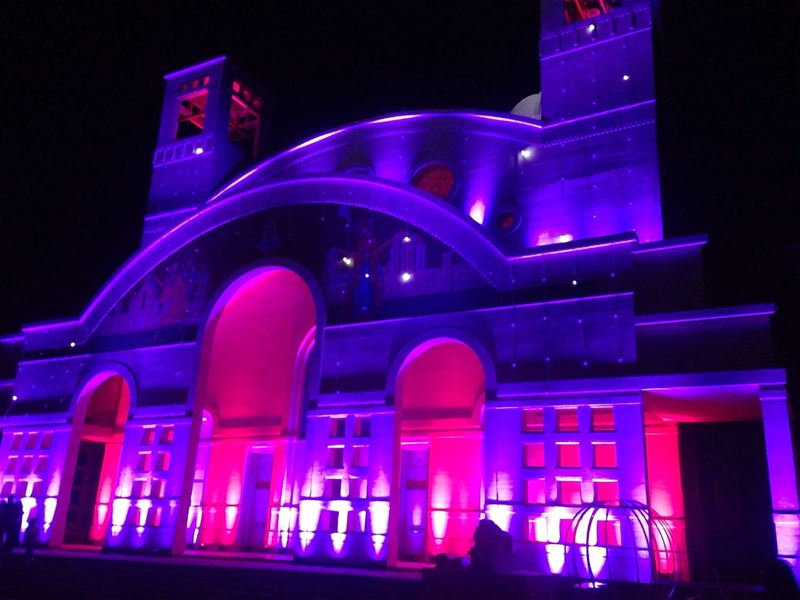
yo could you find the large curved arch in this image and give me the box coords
[388,336,487,564]
[208,111,543,203]
[185,263,320,551]
[30,176,512,348]
[385,327,497,403]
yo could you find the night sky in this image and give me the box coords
[2,2,798,360]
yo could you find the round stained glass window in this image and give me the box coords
[497,210,520,233]
[411,164,455,199]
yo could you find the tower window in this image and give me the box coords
[176,90,208,139]
[563,0,622,24]
[228,96,261,156]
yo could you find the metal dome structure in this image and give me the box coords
[563,500,680,597]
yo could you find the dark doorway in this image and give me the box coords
[64,441,106,545]
[679,421,776,583]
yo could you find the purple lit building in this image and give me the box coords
[1,0,797,587]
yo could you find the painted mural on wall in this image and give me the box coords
[93,205,482,343]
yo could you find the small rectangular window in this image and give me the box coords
[522,408,545,433]
[131,479,146,498]
[141,428,156,446]
[352,445,369,468]
[528,516,548,542]
[10,434,23,450]
[151,478,166,499]
[136,452,152,472]
[320,509,340,532]
[30,481,43,498]
[5,457,18,473]
[557,479,583,505]
[525,478,546,504]
[35,456,48,474]
[326,447,344,468]
[354,416,371,438]
[559,518,574,543]
[329,418,346,438]
[40,432,53,449]
[324,478,343,498]
[591,407,615,432]
[0,481,14,496]
[160,427,175,445]
[21,456,33,474]
[557,443,580,468]
[556,408,579,432]
[596,519,621,546]
[594,480,619,503]
[149,506,163,527]
[593,443,617,468]
[523,443,546,468]
[156,452,171,471]
[25,433,38,449]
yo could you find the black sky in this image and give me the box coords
[2,2,799,357]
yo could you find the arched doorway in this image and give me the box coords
[60,371,131,546]
[190,266,318,551]
[391,338,485,562]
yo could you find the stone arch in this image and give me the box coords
[388,335,489,564]
[184,262,321,552]
[52,364,135,547]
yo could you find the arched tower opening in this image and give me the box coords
[60,372,131,546]
[391,338,485,562]
[190,266,318,551]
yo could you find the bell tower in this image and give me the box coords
[143,56,268,245]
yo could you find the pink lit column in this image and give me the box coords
[760,385,800,578]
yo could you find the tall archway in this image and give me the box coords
[57,371,131,546]
[390,338,485,562]
[190,266,318,551]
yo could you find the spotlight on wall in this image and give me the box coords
[402,235,412,243]
[193,147,205,155]
[572,280,578,286]
[587,24,596,32]
[341,256,354,267]
[69,341,76,348]
[400,272,413,283]
[622,75,630,81]
[519,147,535,162]
[11,395,18,402]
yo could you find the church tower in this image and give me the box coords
[539,0,656,122]
[512,0,663,250]
[143,57,268,245]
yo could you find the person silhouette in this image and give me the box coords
[0,498,8,550]
[23,516,39,561]
[5,495,23,549]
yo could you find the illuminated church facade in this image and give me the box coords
[1,0,797,586]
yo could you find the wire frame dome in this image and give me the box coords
[562,500,681,598]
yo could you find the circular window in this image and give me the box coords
[496,210,521,234]
[411,164,455,199]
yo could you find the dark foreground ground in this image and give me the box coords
[0,550,780,600]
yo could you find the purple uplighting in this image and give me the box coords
[0,0,796,591]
